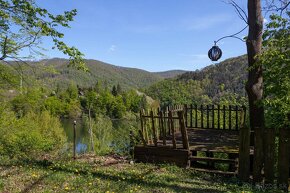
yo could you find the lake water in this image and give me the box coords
[61,118,138,155]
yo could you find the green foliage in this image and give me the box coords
[86,115,113,155]
[10,88,44,116]
[0,0,86,70]
[0,105,66,160]
[259,12,290,128]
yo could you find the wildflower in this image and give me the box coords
[31,173,37,177]
[65,186,70,190]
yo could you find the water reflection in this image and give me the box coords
[61,118,138,155]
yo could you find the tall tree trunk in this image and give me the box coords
[246,0,264,183]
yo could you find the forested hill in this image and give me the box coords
[145,55,248,107]
[153,70,187,79]
[36,58,163,90]
[178,55,248,98]
[2,58,184,91]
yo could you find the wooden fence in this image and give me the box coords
[184,104,246,130]
[139,108,189,149]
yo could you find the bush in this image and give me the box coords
[0,105,67,160]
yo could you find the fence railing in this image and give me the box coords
[184,104,246,130]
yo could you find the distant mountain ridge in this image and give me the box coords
[2,58,186,91]
[153,70,187,79]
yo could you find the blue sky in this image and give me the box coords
[38,0,249,72]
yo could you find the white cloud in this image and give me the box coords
[263,18,268,24]
[109,45,116,52]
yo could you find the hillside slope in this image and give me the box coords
[145,55,248,107]
[154,70,187,79]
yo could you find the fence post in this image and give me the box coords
[178,111,189,150]
[159,111,166,145]
[150,111,158,146]
[264,128,275,184]
[238,126,250,181]
[73,120,77,160]
[277,127,290,192]
[169,111,176,149]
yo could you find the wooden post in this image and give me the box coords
[130,130,134,156]
[238,126,250,182]
[190,104,193,128]
[150,111,158,146]
[240,107,245,128]
[178,111,189,150]
[143,109,149,144]
[138,130,147,146]
[201,105,204,128]
[229,105,232,130]
[235,106,239,130]
[223,105,226,129]
[218,105,220,129]
[184,104,188,127]
[277,127,290,191]
[159,111,166,145]
[212,104,215,129]
[140,110,144,134]
[73,120,77,160]
[206,105,209,129]
[195,104,198,128]
[264,128,275,184]
[169,111,176,149]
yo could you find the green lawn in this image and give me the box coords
[0,156,286,193]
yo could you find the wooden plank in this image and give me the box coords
[264,128,275,184]
[134,145,191,168]
[238,126,250,182]
[178,111,189,150]
[277,127,290,192]
[169,111,176,149]
[189,156,237,164]
[150,111,158,146]
[192,168,236,176]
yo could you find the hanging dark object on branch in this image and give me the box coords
[208,42,222,61]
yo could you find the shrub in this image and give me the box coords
[0,105,67,160]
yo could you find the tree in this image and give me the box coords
[0,0,87,70]
[111,85,118,96]
[259,12,290,129]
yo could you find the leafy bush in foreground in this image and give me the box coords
[0,105,67,160]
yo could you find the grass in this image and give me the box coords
[0,155,287,193]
